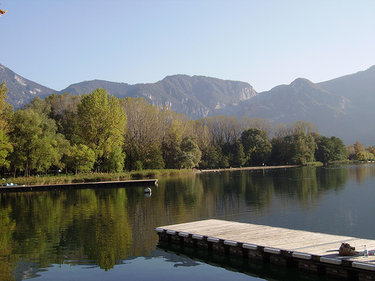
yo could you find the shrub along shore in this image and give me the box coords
[1,169,193,187]
[0,165,305,187]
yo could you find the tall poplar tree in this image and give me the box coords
[76,89,126,171]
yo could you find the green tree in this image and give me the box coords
[288,121,316,165]
[179,136,202,169]
[68,144,96,173]
[231,140,245,167]
[162,119,184,169]
[290,132,316,164]
[241,128,271,165]
[9,108,65,176]
[102,145,125,172]
[201,145,222,168]
[0,83,12,169]
[270,135,293,165]
[76,89,126,171]
[315,136,333,164]
[330,136,347,161]
[0,130,12,169]
[143,144,164,169]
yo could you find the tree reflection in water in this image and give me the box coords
[0,164,375,280]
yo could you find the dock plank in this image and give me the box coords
[157,219,375,277]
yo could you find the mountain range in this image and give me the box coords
[1,63,374,145]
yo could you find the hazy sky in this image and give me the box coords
[1,0,375,91]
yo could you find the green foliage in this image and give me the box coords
[356,151,375,161]
[0,83,9,129]
[291,132,316,165]
[330,136,347,161]
[102,145,125,172]
[68,144,96,173]
[76,89,126,171]
[162,119,184,169]
[45,93,81,141]
[0,85,356,176]
[241,128,271,165]
[270,136,293,164]
[0,130,12,168]
[143,145,164,169]
[133,161,143,171]
[315,136,347,164]
[9,107,67,176]
[219,155,230,168]
[179,136,202,169]
[202,146,222,168]
[231,140,245,167]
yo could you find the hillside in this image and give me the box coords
[0,64,55,108]
[213,66,375,144]
[60,75,257,119]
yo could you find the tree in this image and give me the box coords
[179,136,202,169]
[270,135,293,165]
[0,130,12,169]
[353,141,365,160]
[143,144,164,169]
[67,144,96,174]
[201,145,222,168]
[203,115,242,146]
[0,83,12,169]
[290,132,316,164]
[315,136,333,164]
[76,89,126,171]
[9,108,65,176]
[368,146,375,158]
[231,140,245,167]
[120,98,168,170]
[162,119,184,169]
[330,136,347,161]
[102,145,125,172]
[45,93,82,142]
[241,128,271,165]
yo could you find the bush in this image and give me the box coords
[133,161,143,171]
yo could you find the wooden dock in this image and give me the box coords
[0,179,158,192]
[155,219,375,280]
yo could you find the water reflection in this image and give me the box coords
[0,164,375,280]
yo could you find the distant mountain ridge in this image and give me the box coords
[1,63,375,144]
[212,66,375,144]
[60,74,257,119]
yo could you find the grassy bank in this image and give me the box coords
[1,169,196,186]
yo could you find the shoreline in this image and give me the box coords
[0,179,158,192]
[0,165,300,191]
[199,165,300,173]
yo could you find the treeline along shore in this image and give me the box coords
[0,82,374,181]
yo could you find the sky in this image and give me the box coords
[1,0,375,92]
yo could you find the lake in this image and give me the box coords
[1,164,375,281]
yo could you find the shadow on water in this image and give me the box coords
[157,242,335,281]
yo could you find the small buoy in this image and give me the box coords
[144,187,152,193]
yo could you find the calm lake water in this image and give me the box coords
[1,164,375,281]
